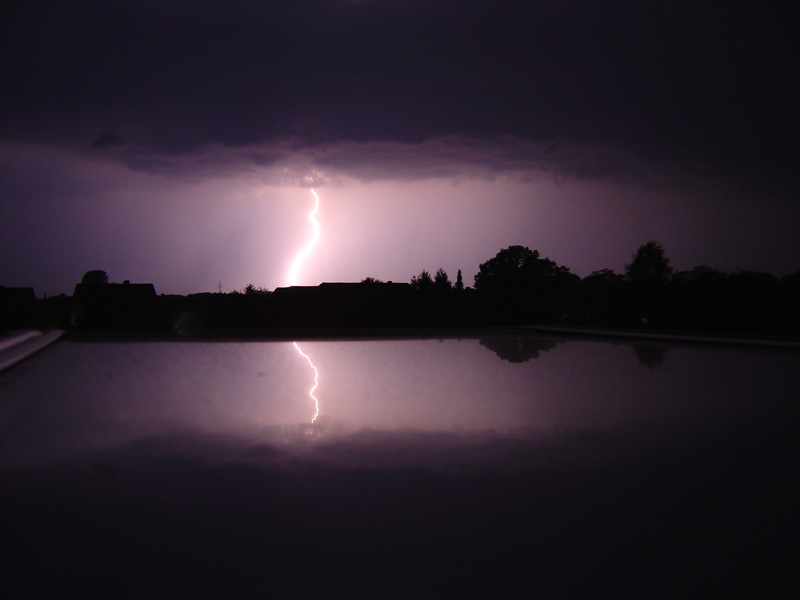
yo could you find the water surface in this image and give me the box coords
[1,334,797,597]
[1,335,795,462]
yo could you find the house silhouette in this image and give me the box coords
[270,282,415,327]
[72,280,157,329]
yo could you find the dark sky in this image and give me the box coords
[2,1,798,295]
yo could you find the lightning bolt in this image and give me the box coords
[287,188,320,287]
[289,187,322,424]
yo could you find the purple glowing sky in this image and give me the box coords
[1,1,797,296]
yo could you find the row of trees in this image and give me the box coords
[408,268,465,291]
[403,241,800,333]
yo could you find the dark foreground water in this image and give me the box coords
[1,334,798,597]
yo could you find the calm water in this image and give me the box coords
[1,334,798,597]
[1,334,797,466]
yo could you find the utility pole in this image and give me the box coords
[218,280,222,294]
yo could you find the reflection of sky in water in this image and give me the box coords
[1,335,798,466]
[3,335,797,599]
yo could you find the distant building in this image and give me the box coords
[270,282,415,327]
[72,280,157,329]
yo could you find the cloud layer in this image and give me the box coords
[2,1,796,188]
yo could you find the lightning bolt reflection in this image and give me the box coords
[289,187,322,424]
[293,341,320,423]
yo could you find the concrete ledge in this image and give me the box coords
[0,330,64,372]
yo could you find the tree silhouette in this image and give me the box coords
[578,269,627,325]
[474,246,579,323]
[625,240,673,325]
[455,269,464,291]
[625,241,673,288]
[81,270,109,285]
[410,270,433,290]
[434,267,451,290]
[584,268,624,287]
[243,284,270,296]
[474,245,540,292]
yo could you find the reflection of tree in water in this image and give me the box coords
[479,336,562,363]
[631,344,669,370]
